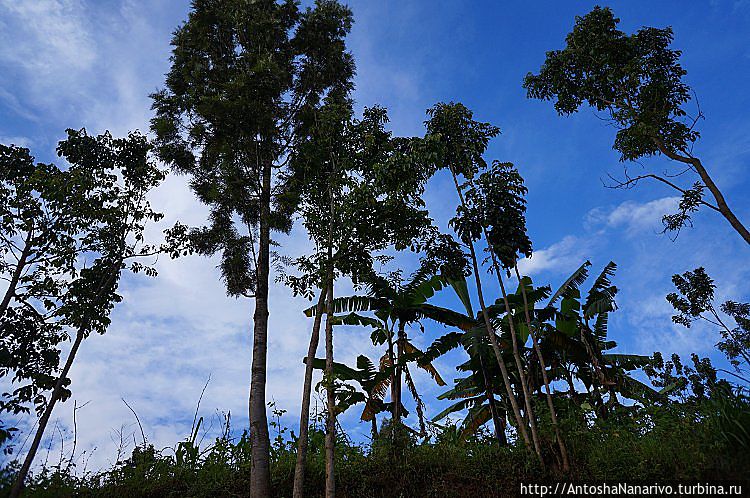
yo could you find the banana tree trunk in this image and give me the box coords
[394,320,405,422]
[479,354,506,445]
[387,324,397,422]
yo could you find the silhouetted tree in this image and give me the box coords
[524,6,750,244]
[150,1,354,494]
[9,130,180,498]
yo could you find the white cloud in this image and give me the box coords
[0,0,97,109]
[0,135,31,147]
[586,196,680,236]
[517,235,592,276]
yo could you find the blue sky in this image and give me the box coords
[1,0,749,470]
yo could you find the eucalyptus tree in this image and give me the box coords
[524,6,750,245]
[150,1,354,494]
[423,102,537,457]
[9,129,180,498]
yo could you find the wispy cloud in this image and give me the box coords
[0,0,96,111]
[586,196,680,236]
[517,235,593,276]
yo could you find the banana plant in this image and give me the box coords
[430,276,550,444]
[305,267,457,434]
[537,262,663,417]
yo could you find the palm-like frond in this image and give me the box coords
[437,385,482,400]
[460,404,492,439]
[449,276,474,316]
[603,353,651,370]
[418,304,474,331]
[547,260,591,307]
[432,395,484,422]
[332,312,381,328]
[583,261,618,318]
[422,331,463,365]
[304,357,363,381]
[402,341,446,386]
[304,295,386,317]
[593,311,609,340]
[618,376,666,405]
[403,273,446,306]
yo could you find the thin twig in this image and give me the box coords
[121,398,146,446]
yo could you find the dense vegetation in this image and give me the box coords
[1,3,748,497]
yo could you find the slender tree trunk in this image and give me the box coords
[467,242,532,450]
[0,231,32,318]
[393,320,405,422]
[10,330,84,498]
[323,279,336,498]
[387,325,397,421]
[292,285,327,498]
[10,262,119,498]
[514,264,570,472]
[249,160,272,498]
[479,354,506,445]
[654,141,750,245]
[448,168,531,449]
[484,244,542,459]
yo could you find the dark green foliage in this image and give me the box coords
[667,267,715,327]
[151,0,355,297]
[661,182,705,236]
[521,6,750,244]
[3,397,747,497]
[0,131,172,455]
[644,352,730,402]
[523,6,697,163]
[283,102,437,296]
[667,268,750,373]
[449,161,532,271]
[424,102,499,179]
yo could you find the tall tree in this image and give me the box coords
[285,102,436,497]
[524,6,750,245]
[9,129,176,498]
[462,161,570,470]
[454,160,544,459]
[150,1,354,495]
[424,102,537,457]
[0,145,75,449]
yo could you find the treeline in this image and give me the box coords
[1,3,749,498]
